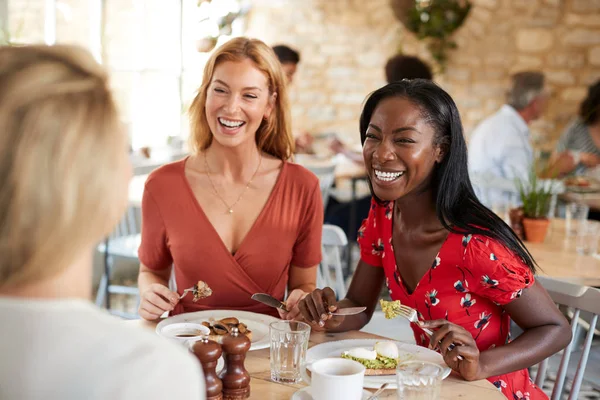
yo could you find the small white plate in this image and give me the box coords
[291,387,372,400]
[306,339,451,389]
[156,309,279,350]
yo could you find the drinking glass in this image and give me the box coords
[396,360,444,400]
[269,321,310,383]
[576,220,600,255]
[565,202,589,237]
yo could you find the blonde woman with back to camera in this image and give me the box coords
[0,45,205,399]
[137,37,322,321]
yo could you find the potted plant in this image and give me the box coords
[516,170,553,243]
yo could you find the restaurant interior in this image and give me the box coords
[2,0,600,399]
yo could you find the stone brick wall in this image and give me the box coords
[246,0,600,152]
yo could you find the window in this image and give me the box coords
[3,0,248,150]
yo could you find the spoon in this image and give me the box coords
[366,382,389,400]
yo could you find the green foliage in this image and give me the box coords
[516,169,553,220]
[404,0,471,69]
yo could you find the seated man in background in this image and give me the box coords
[326,54,433,241]
[468,71,549,208]
[0,45,204,399]
[272,44,314,154]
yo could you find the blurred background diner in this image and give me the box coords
[2,0,600,398]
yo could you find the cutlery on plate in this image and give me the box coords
[251,293,367,316]
[393,303,463,360]
[366,382,389,400]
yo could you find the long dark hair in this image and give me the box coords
[359,80,537,273]
[580,79,600,126]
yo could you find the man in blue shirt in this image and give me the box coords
[468,71,549,208]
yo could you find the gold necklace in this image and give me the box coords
[203,151,262,215]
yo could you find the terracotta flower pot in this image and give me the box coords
[522,217,550,243]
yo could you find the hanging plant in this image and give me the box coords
[393,0,471,69]
[194,0,249,53]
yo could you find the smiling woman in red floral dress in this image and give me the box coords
[298,80,572,400]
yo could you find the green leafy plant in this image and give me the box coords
[404,0,471,69]
[516,169,553,220]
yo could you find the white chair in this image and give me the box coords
[95,206,141,319]
[304,163,337,210]
[534,276,600,399]
[320,224,348,299]
[470,171,520,209]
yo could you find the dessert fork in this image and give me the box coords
[178,286,194,300]
[393,303,463,360]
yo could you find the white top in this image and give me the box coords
[468,105,533,207]
[0,298,205,400]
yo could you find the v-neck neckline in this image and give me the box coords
[180,156,287,260]
[389,202,452,296]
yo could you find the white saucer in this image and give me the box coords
[290,387,372,400]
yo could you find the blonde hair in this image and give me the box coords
[189,37,294,160]
[0,45,127,289]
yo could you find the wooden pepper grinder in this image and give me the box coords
[192,336,223,400]
[219,327,251,399]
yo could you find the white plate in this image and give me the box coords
[291,387,372,400]
[156,310,279,351]
[306,339,451,389]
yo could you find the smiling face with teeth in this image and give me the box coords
[362,96,444,202]
[205,59,276,149]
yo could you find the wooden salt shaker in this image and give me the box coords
[219,327,251,399]
[192,336,223,400]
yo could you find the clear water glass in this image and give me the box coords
[565,202,589,237]
[396,360,444,400]
[576,220,600,255]
[269,320,310,383]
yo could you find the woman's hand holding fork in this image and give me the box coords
[420,319,483,381]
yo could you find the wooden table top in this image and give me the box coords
[526,218,600,286]
[129,319,503,399]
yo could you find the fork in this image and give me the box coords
[394,304,433,335]
[179,287,194,300]
[394,304,463,360]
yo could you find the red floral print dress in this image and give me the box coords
[358,199,547,400]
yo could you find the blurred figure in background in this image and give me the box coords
[0,45,204,399]
[326,54,433,241]
[551,80,600,176]
[272,44,300,84]
[468,71,550,208]
[272,43,314,154]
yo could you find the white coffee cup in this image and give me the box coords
[159,322,210,347]
[301,358,365,400]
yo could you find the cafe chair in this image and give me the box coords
[304,163,337,210]
[95,206,141,319]
[534,276,600,400]
[320,224,348,299]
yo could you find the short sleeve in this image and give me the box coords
[555,126,572,153]
[137,185,173,270]
[357,198,383,267]
[291,180,324,267]
[462,234,534,305]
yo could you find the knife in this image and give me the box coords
[251,293,367,316]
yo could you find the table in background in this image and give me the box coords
[559,191,600,212]
[129,319,503,400]
[527,219,600,287]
